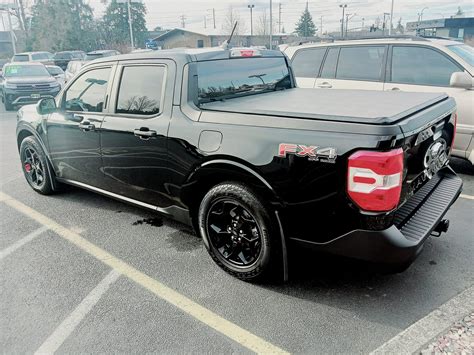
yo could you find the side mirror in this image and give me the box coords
[450,72,473,89]
[36,97,57,115]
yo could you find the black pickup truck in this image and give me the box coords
[16,47,462,281]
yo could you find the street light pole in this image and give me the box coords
[248,4,254,36]
[127,0,134,50]
[339,4,347,38]
[269,0,273,50]
[389,0,394,35]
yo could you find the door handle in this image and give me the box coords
[134,128,157,140]
[79,121,96,131]
[317,82,332,89]
[391,87,400,91]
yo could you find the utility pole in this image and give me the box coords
[382,12,389,36]
[320,16,323,36]
[248,4,254,36]
[389,0,395,35]
[278,3,282,33]
[204,15,206,29]
[361,17,365,30]
[127,0,134,50]
[345,13,350,37]
[213,8,216,29]
[180,14,186,28]
[339,4,347,38]
[269,0,273,49]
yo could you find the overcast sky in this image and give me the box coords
[85,0,474,34]
[0,0,472,34]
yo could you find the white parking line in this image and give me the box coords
[35,270,121,355]
[460,194,474,200]
[0,226,48,260]
[370,285,474,354]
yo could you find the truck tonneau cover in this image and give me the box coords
[200,88,449,125]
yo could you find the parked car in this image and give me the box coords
[53,50,86,70]
[284,38,474,163]
[1,62,61,110]
[85,49,120,60]
[12,51,54,66]
[64,60,87,82]
[16,48,461,281]
[46,65,66,88]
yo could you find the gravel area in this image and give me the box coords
[420,313,474,354]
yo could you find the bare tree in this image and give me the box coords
[222,6,247,35]
[255,9,268,35]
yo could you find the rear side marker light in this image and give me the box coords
[347,148,404,212]
[450,112,457,154]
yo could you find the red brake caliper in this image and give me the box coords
[24,163,32,173]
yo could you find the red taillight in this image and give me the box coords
[347,148,404,212]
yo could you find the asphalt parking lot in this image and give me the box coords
[1,104,473,353]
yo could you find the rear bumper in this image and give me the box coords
[293,168,463,265]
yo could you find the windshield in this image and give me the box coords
[4,64,50,78]
[197,57,292,104]
[12,54,29,62]
[447,44,474,66]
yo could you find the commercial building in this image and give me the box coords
[406,17,474,45]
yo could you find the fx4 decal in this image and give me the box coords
[278,143,337,163]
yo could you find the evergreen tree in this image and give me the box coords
[101,0,148,49]
[295,7,316,37]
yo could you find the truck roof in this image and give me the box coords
[87,47,285,66]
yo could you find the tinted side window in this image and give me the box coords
[116,66,164,116]
[65,67,111,112]
[391,46,462,86]
[336,46,385,81]
[320,48,339,78]
[291,48,326,78]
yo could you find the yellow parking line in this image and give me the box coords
[460,194,474,200]
[0,192,288,354]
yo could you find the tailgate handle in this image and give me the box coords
[317,82,332,89]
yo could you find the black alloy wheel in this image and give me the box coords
[19,136,54,194]
[22,146,46,189]
[198,182,280,281]
[206,199,262,267]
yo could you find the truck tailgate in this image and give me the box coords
[200,88,449,125]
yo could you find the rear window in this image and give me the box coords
[336,46,386,81]
[291,48,327,78]
[85,53,102,60]
[54,52,72,60]
[197,57,292,104]
[12,54,29,62]
[47,66,64,75]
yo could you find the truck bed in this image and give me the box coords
[200,88,449,125]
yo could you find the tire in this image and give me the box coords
[19,136,54,195]
[4,99,14,111]
[198,182,280,281]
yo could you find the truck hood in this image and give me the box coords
[200,88,449,126]
[6,76,55,85]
